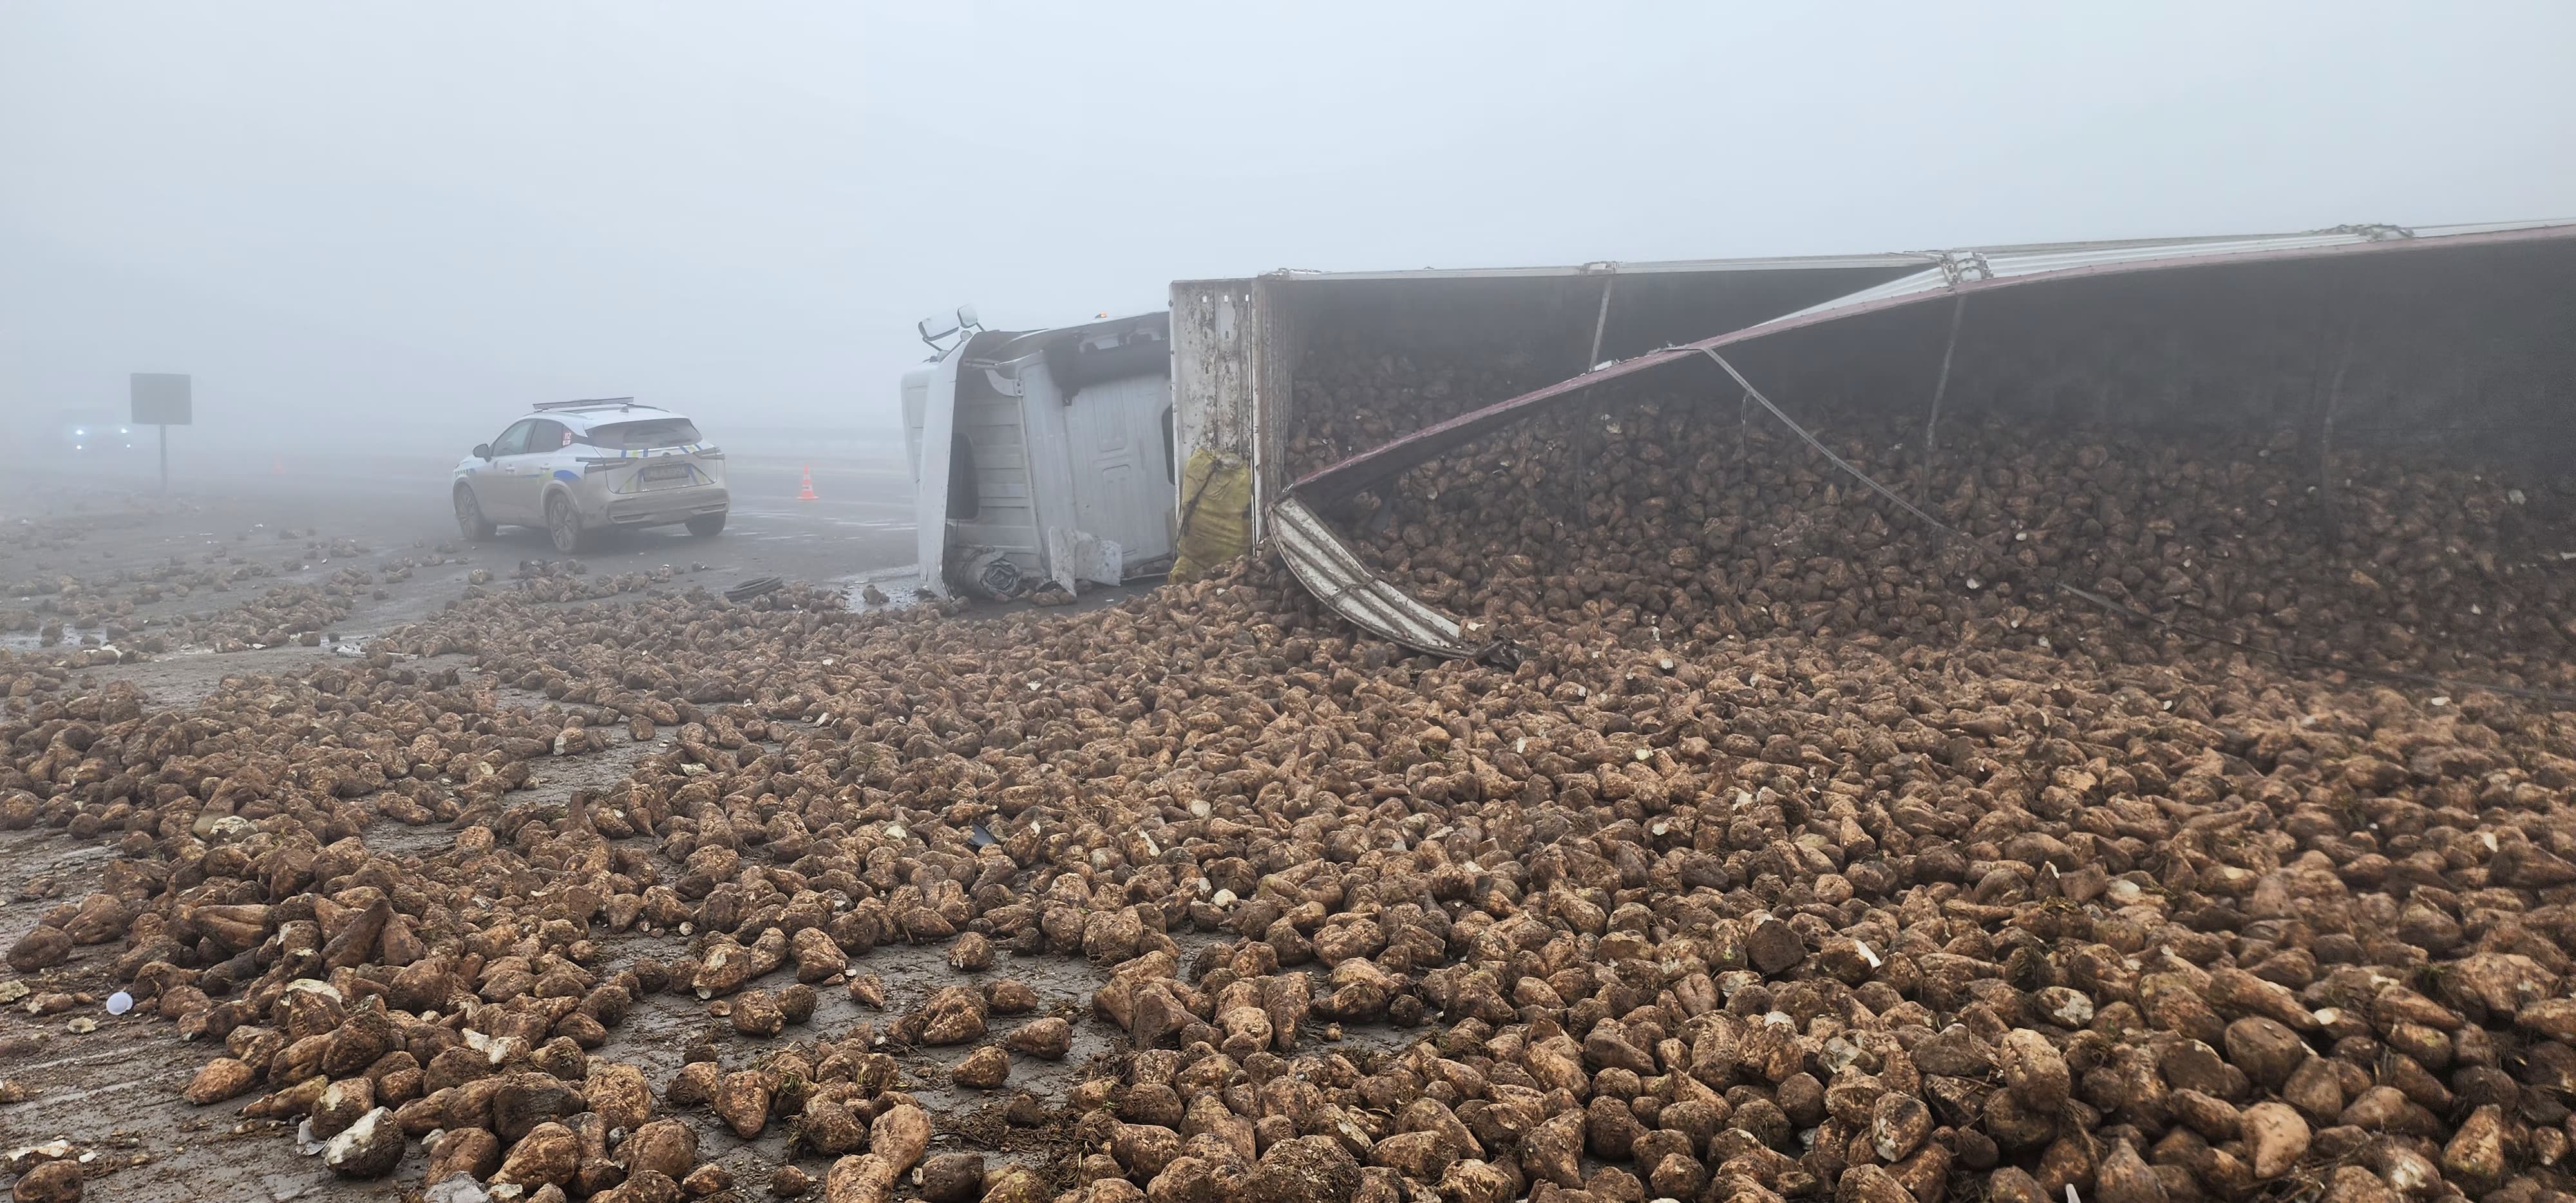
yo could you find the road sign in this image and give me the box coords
[130,374,193,426]
[131,373,193,494]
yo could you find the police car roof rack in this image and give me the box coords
[535,397,637,412]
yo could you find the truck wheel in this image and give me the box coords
[686,513,726,538]
[545,493,587,554]
[454,486,497,542]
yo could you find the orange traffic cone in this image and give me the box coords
[796,466,819,501]
[272,456,285,476]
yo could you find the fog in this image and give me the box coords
[5,2,2572,462]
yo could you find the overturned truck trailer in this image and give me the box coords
[1264,220,2576,658]
[1168,253,1935,550]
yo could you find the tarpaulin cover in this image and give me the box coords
[1169,451,1252,582]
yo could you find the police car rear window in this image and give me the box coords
[585,419,701,450]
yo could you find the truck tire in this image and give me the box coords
[686,513,726,538]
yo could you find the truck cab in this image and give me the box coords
[905,311,1176,597]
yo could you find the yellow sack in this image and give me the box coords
[1169,450,1252,582]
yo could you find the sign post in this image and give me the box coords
[129,374,193,495]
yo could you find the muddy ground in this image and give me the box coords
[0,463,1280,1200]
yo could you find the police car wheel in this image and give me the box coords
[546,493,586,554]
[454,487,497,542]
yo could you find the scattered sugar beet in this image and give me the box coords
[5,384,2576,1203]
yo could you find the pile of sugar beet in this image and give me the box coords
[7,386,2576,1203]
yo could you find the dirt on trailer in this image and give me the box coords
[5,395,2576,1203]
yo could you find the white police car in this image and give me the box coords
[452,399,728,553]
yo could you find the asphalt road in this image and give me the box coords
[8,442,925,603]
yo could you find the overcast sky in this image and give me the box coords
[4,1,2571,449]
